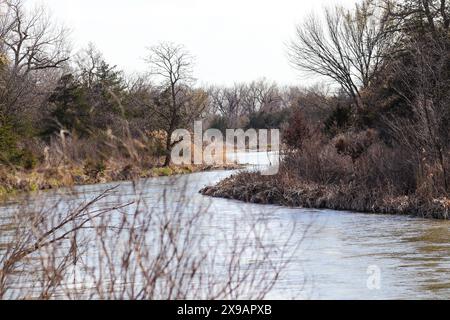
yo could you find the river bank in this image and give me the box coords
[0,161,241,198]
[3,151,450,299]
[200,171,450,219]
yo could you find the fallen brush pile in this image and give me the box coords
[200,172,450,219]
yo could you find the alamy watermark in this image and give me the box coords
[171,121,280,175]
[367,265,381,290]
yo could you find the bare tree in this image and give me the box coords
[0,1,14,47]
[145,42,202,166]
[384,35,450,193]
[288,0,394,110]
[244,79,282,114]
[1,0,69,75]
[74,43,105,89]
[0,0,69,124]
[382,0,450,36]
[209,84,248,128]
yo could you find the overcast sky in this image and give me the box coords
[32,0,356,86]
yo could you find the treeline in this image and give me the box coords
[203,0,450,218]
[284,0,450,197]
[1,0,450,210]
[0,0,199,168]
[0,0,307,171]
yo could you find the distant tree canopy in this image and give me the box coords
[0,0,448,193]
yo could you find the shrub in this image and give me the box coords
[208,115,229,134]
[0,123,19,165]
[333,129,377,163]
[84,159,107,179]
[323,104,353,137]
[246,110,289,130]
[0,123,37,169]
[282,109,312,150]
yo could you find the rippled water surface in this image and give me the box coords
[2,152,450,299]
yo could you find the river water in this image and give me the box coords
[2,152,450,300]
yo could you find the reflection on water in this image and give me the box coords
[1,151,450,299]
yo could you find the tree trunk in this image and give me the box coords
[164,131,172,167]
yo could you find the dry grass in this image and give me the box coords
[0,128,242,198]
[201,171,450,219]
[201,125,449,219]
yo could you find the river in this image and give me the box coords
[1,151,450,300]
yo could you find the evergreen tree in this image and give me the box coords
[43,74,91,138]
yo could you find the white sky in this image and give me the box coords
[31,0,356,86]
